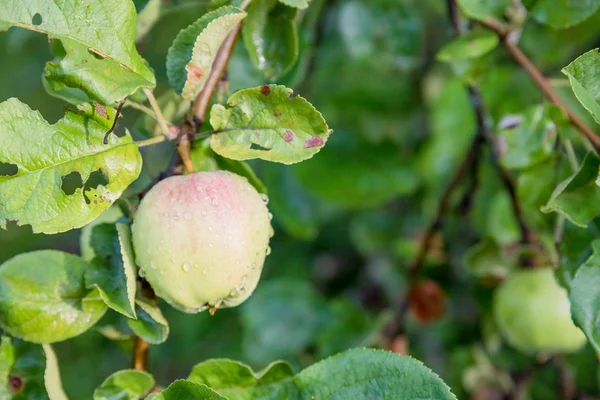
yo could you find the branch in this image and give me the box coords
[190,0,251,127]
[132,337,150,371]
[480,17,600,153]
[143,88,173,139]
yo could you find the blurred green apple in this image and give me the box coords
[494,268,586,353]
[132,171,272,313]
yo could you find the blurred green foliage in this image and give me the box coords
[1,0,600,398]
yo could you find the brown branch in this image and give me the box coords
[480,17,600,153]
[132,336,150,371]
[190,0,251,128]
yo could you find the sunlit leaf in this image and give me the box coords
[0,99,142,234]
[94,369,155,400]
[0,251,107,343]
[209,85,331,164]
[152,380,226,399]
[0,0,156,105]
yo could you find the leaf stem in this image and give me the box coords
[480,17,600,153]
[137,135,167,148]
[125,100,157,120]
[143,88,172,139]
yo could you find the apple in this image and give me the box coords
[131,171,272,313]
[494,268,586,353]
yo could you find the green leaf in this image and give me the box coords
[0,0,155,105]
[498,105,556,170]
[0,336,49,399]
[42,344,68,400]
[543,153,600,227]
[436,30,499,63]
[127,298,169,345]
[166,6,246,100]
[0,99,142,234]
[242,0,299,80]
[45,38,154,105]
[525,0,600,29]
[209,85,331,164]
[80,207,124,261]
[94,370,155,400]
[189,141,267,194]
[0,251,107,344]
[85,223,137,319]
[570,240,600,354]
[563,49,600,124]
[240,279,327,365]
[278,0,310,9]
[456,0,511,20]
[152,380,226,400]
[187,359,293,397]
[186,348,457,399]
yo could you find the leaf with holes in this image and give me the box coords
[0,336,67,399]
[542,153,600,227]
[242,0,299,80]
[94,370,155,400]
[166,6,246,100]
[0,99,142,234]
[0,0,155,105]
[152,380,227,400]
[85,223,138,319]
[0,251,107,344]
[525,0,600,29]
[209,85,331,164]
[563,49,600,125]
[127,298,169,345]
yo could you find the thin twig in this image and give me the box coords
[480,17,600,153]
[137,135,167,148]
[177,135,195,173]
[103,97,127,144]
[143,88,172,138]
[125,100,157,120]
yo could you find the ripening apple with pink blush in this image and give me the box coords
[131,171,272,313]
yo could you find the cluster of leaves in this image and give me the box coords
[1,0,600,398]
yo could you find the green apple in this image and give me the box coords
[131,171,272,313]
[494,268,586,353]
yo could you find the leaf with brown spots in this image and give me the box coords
[166,6,246,101]
[209,84,332,164]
